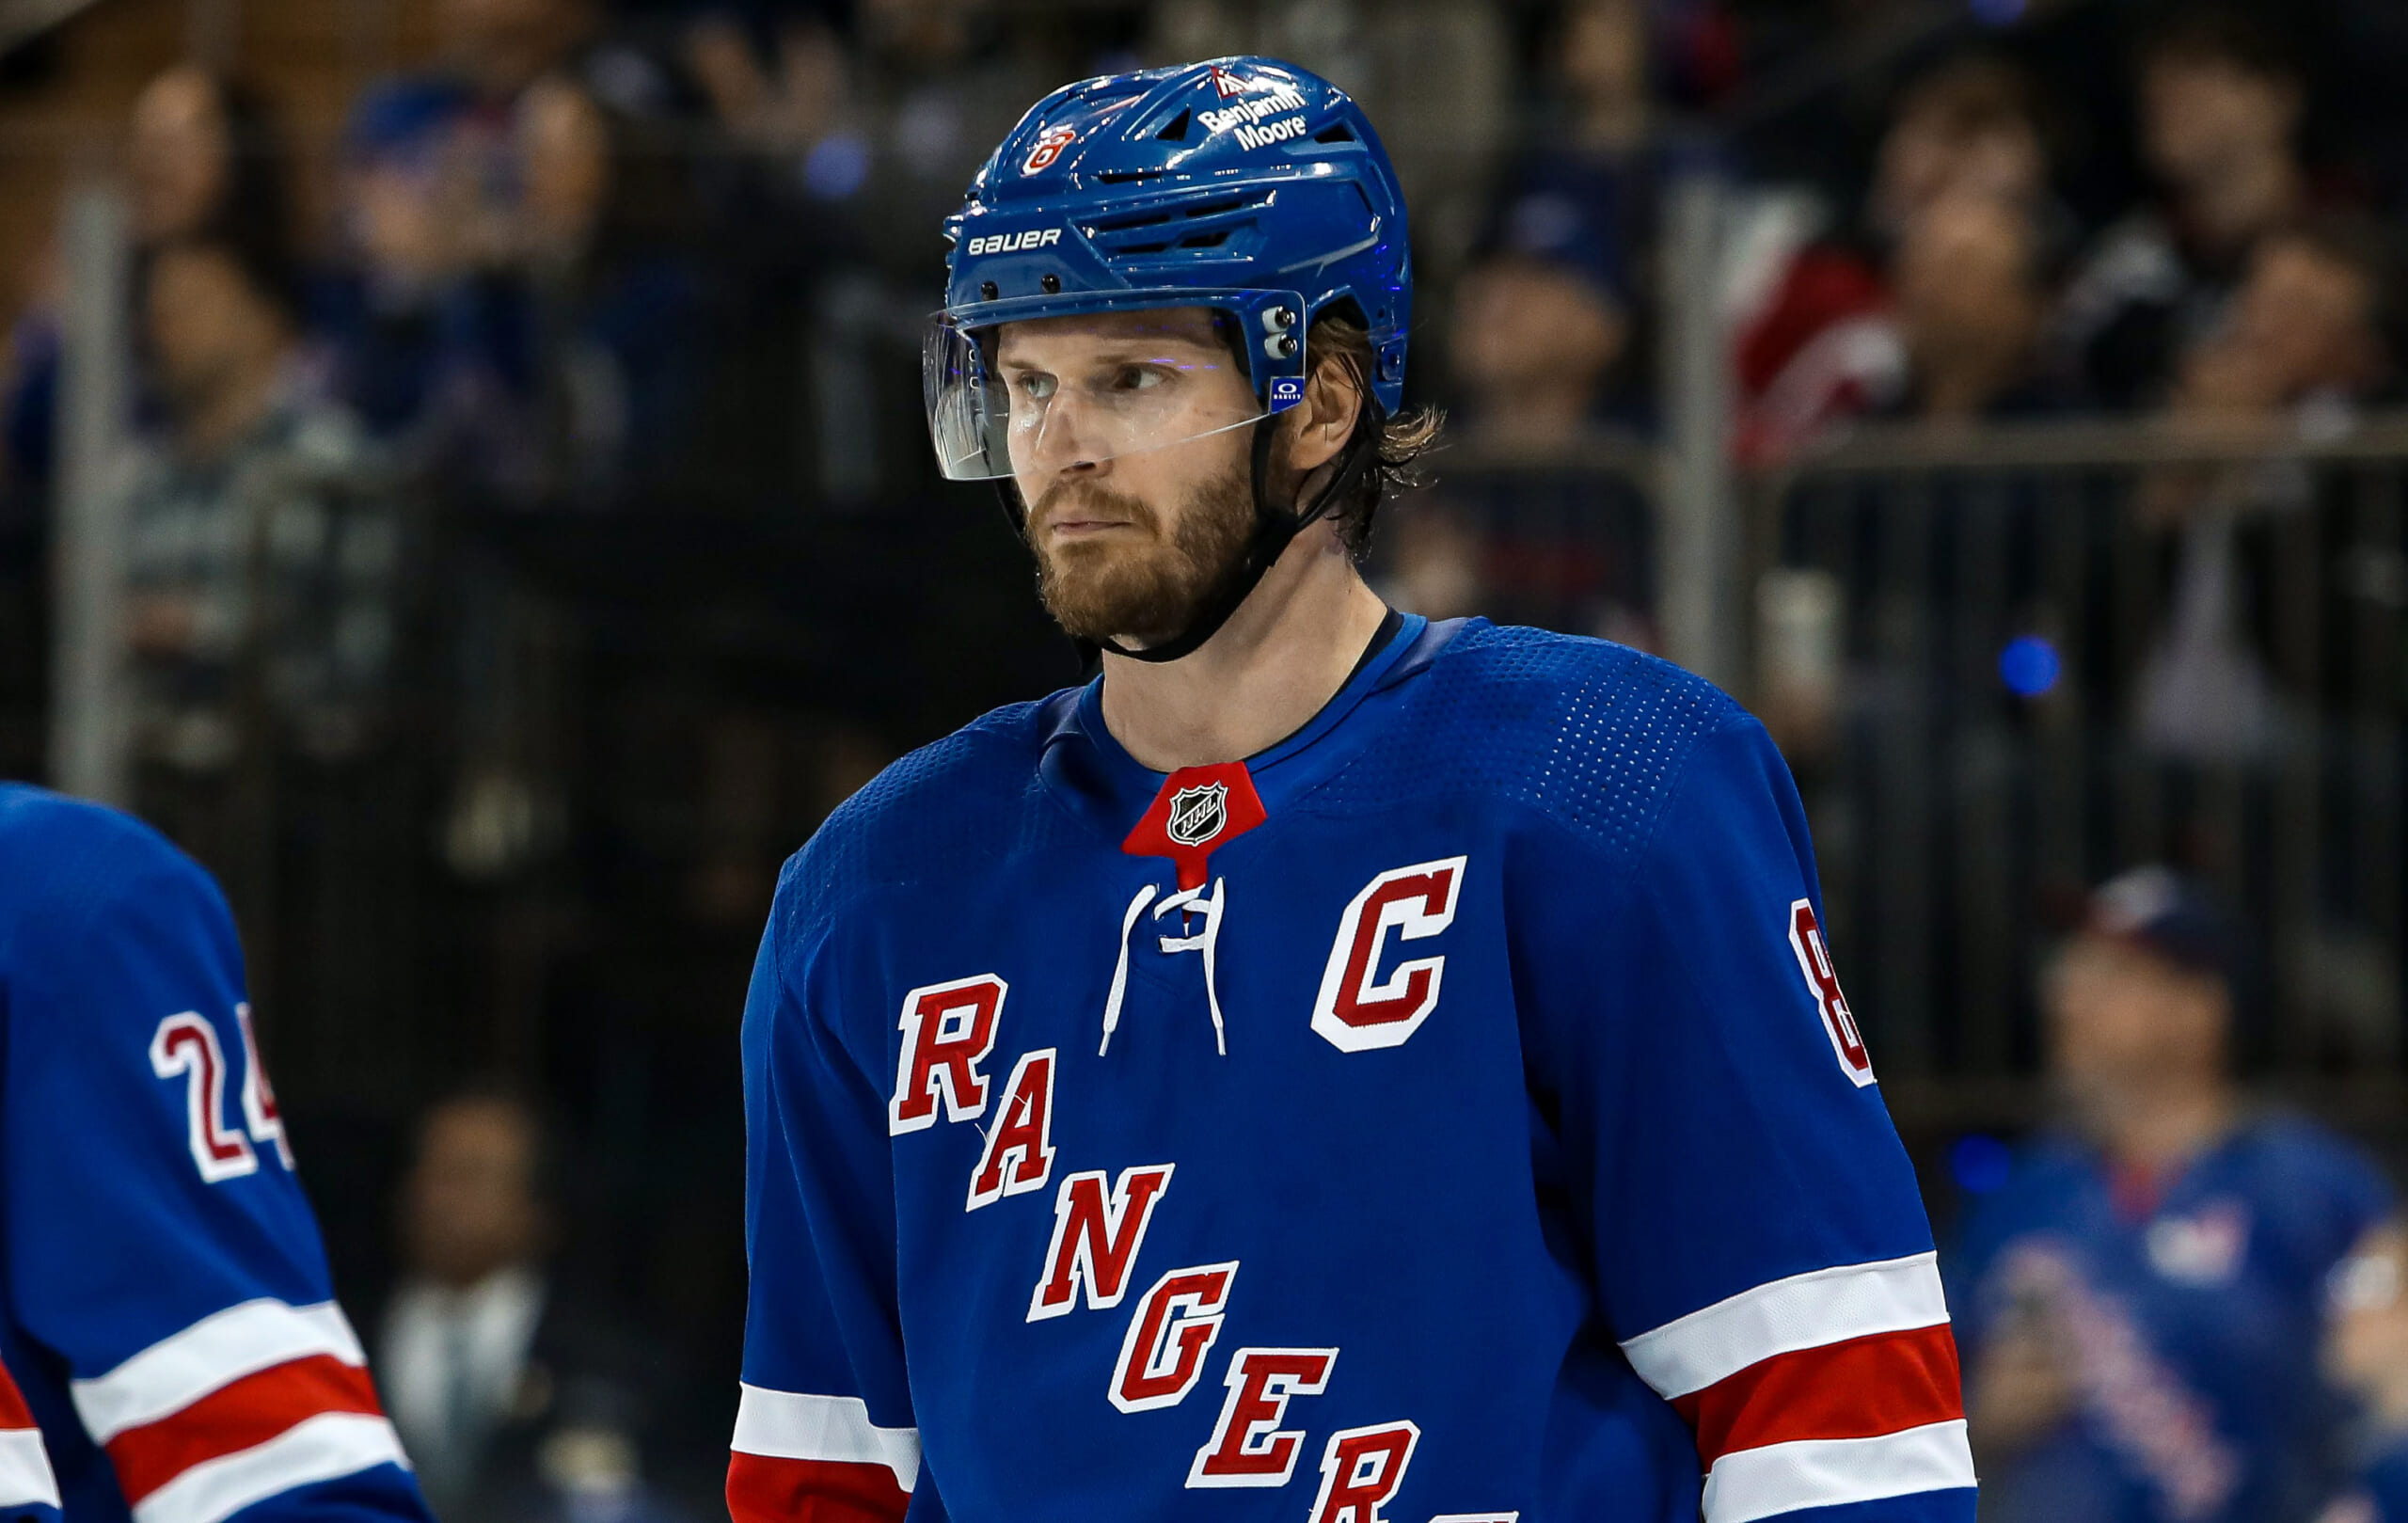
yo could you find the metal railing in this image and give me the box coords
[1398,417,2408,1129]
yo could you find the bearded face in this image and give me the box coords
[1028,464,1254,646]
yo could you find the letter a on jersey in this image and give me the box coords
[1313,858,1467,1052]
[966,1049,1056,1211]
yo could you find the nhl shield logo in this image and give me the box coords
[1165,783,1229,848]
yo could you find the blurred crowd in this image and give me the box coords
[9,0,2408,1518]
[17,0,2408,753]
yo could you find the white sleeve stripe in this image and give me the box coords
[1702,1420,1977,1523]
[0,1429,61,1510]
[730,1385,921,1491]
[1617,1252,1949,1400]
[72,1301,367,1443]
[127,1411,404,1523]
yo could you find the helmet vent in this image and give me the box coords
[1155,109,1193,141]
[1096,170,1165,185]
[1179,230,1232,249]
[1314,122,1358,144]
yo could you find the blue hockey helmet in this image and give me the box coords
[924,56,1412,486]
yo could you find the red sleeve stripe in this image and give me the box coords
[128,1412,405,1523]
[104,1355,385,1506]
[1618,1252,1949,1400]
[71,1300,366,1443]
[0,1361,35,1431]
[0,1430,61,1513]
[727,1452,909,1523]
[730,1385,919,1490]
[1671,1322,1965,1465]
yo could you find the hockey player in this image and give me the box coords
[0,784,430,1523]
[729,57,1974,1523]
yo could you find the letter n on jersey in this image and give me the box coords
[890,975,1006,1134]
[1028,1165,1174,1321]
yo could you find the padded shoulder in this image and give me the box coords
[1302,623,1751,874]
[770,697,1071,952]
[0,784,212,946]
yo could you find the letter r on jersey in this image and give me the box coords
[1788,900,1875,1087]
[1312,857,1467,1052]
[1309,1421,1420,1523]
[890,974,1006,1134]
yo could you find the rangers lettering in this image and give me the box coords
[1788,900,1875,1086]
[964,228,1064,258]
[1188,1347,1337,1488]
[889,975,1006,1134]
[966,1048,1057,1210]
[1312,857,1467,1052]
[1309,1421,1420,1523]
[1028,1164,1174,1320]
[1109,1262,1237,1413]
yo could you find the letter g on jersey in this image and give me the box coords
[1311,857,1467,1053]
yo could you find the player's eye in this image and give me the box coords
[1113,365,1167,393]
[1010,373,1056,403]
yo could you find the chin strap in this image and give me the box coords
[1098,405,1385,665]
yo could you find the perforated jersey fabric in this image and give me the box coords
[734,616,1973,1523]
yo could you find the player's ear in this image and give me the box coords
[1284,349,1364,475]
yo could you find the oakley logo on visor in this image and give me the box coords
[965,228,1065,258]
[1269,377,1305,411]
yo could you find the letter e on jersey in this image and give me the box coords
[890,975,1006,1134]
[1787,901,1874,1087]
[1312,857,1467,1052]
[1188,1347,1336,1488]
[1110,1262,1237,1412]
[1309,1420,1420,1523]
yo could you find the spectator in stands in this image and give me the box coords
[1885,189,2068,422]
[2053,8,2320,410]
[121,236,397,780]
[1735,52,2051,459]
[127,65,295,252]
[1953,867,2391,1523]
[1448,187,1633,453]
[2324,1226,2408,1523]
[3,66,297,514]
[324,81,544,489]
[380,1088,673,1523]
[2133,214,2400,762]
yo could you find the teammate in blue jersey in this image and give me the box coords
[2321,1221,2408,1521]
[1953,868,2395,1523]
[0,784,431,1523]
[728,56,1973,1523]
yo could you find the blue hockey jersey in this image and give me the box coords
[0,785,430,1523]
[729,618,1975,1523]
[1952,1116,2392,1523]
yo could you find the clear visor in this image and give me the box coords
[925,290,1307,483]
